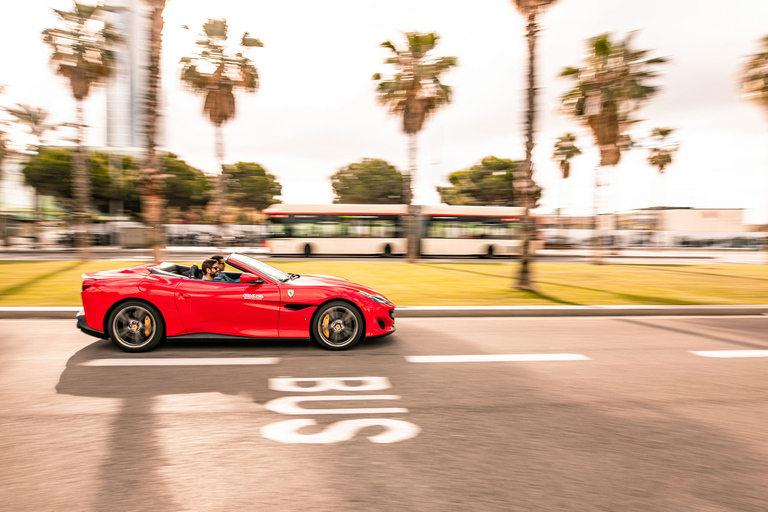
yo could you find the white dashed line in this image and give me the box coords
[691,350,768,358]
[405,354,591,363]
[80,357,280,366]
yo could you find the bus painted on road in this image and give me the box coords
[263,204,534,257]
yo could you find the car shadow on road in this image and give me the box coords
[54,332,401,509]
[55,331,768,511]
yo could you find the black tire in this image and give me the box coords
[107,301,165,352]
[383,244,392,257]
[303,244,312,257]
[311,301,364,350]
[486,245,495,258]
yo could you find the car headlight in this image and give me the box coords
[358,290,389,304]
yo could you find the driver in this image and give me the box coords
[211,254,239,282]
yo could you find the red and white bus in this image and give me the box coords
[263,204,536,257]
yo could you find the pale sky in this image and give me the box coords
[3,0,768,224]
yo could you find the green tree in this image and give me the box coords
[180,19,263,221]
[373,32,457,260]
[222,162,282,212]
[22,148,137,214]
[43,1,120,259]
[22,149,209,218]
[438,156,532,206]
[561,33,667,262]
[161,153,212,212]
[510,0,558,291]
[331,159,405,204]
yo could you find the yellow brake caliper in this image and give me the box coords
[321,314,330,338]
[144,315,152,337]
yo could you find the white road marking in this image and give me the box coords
[261,418,421,444]
[691,350,768,358]
[405,354,591,363]
[80,357,280,366]
[269,377,391,392]
[265,395,408,415]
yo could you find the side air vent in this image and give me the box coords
[285,304,315,311]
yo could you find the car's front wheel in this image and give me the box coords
[107,301,165,352]
[311,301,364,350]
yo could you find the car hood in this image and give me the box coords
[286,274,388,298]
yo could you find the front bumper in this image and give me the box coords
[77,313,108,340]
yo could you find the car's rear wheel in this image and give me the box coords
[107,301,165,352]
[311,301,364,350]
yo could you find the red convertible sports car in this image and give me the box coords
[77,253,396,352]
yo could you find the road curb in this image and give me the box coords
[0,307,82,319]
[395,305,768,317]
[1,305,767,320]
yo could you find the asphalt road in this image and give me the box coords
[2,316,768,511]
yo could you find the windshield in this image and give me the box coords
[228,253,290,283]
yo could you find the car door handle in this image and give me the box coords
[179,293,191,300]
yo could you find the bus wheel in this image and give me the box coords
[303,244,312,257]
[382,244,392,257]
[486,245,495,258]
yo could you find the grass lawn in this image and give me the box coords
[1,260,767,307]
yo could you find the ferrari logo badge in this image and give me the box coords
[287,289,294,297]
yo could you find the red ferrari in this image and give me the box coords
[77,253,396,352]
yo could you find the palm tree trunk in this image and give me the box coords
[516,12,537,291]
[215,123,226,236]
[143,0,165,263]
[591,160,603,264]
[73,100,90,261]
[406,133,418,262]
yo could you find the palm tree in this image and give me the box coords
[142,0,168,262]
[43,1,120,260]
[646,127,678,246]
[552,132,581,179]
[740,35,768,258]
[552,132,581,233]
[560,33,667,263]
[647,127,677,175]
[510,1,558,290]
[3,104,58,245]
[373,32,457,261]
[180,19,262,223]
[3,105,57,149]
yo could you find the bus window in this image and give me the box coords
[317,221,339,238]
[372,220,395,237]
[268,223,286,237]
[293,223,316,237]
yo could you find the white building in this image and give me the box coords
[104,0,152,152]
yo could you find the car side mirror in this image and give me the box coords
[240,273,265,284]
